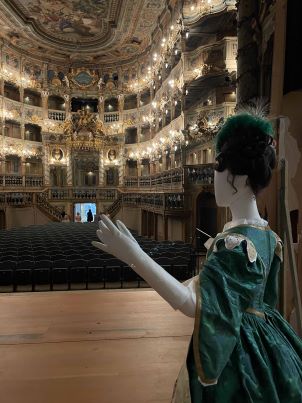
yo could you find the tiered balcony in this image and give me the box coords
[184,37,237,83]
[124,168,183,190]
[183,0,236,22]
[49,188,118,201]
[122,192,185,213]
[184,163,215,187]
[0,174,43,188]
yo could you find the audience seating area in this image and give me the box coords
[0,222,196,292]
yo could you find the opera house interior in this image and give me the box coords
[0,0,301,402]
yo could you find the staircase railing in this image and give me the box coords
[105,193,123,218]
[36,191,62,222]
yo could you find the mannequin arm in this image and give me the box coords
[92,215,196,317]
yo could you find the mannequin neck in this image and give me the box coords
[229,186,261,222]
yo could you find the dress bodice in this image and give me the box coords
[207,223,282,311]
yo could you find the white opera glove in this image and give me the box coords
[92,215,196,317]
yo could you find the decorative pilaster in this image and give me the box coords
[98,96,104,116]
[137,158,142,177]
[66,148,72,186]
[41,90,49,119]
[63,94,70,117]
[0,78,4,97]
[118,94,124,113]
[137,125,141,143]
[137,92,141,109]
[118,155,125,185]
[20,123,25,140]
[43,145,50,186]
[19,87,24,104]
[98,150,105,186]
[21,156,26,186]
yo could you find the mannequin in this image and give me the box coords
[92,171,265,319]
[93,112,302,402]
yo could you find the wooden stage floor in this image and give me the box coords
[0,289,193,403]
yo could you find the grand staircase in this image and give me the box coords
[105,193,123,218]
[36,192,62,222]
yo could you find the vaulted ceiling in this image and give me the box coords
[0,0,165,65]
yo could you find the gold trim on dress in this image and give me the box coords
[193,277,218,385]
[245,307,266,319]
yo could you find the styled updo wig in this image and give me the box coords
[215,113,276,195]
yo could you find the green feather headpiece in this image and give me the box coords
[215,112,274,154]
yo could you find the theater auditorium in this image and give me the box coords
[0,1,301,402]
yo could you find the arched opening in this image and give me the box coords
[124,94,137,110]
[71,98,98,113]
[140,90,151,106]
[25,124,42,142]
[4,120,21,139]
[141,159,150,176]
[104,97,118,112]
[125,127,138,144]
[72,150,99,187]
[50,166,67,187]
[48,95,65,110]
[25,157,43,176]
[106,167,119,186]
[196,192,217,251]
[126,160,138,176]
[24,89,41,107]
[4,82,20,102]
[141,124,151,142]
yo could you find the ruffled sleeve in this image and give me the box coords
[193,235,264,385]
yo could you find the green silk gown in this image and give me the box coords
[172,223,302,403]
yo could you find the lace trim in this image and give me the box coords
[213,233,257,263]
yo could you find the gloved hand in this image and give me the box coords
[92,216,141,266]
[92,215,196,317]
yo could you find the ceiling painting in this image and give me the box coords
[0,0,165,65]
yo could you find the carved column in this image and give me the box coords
[20,123,25,140]
[98,150,105,186]
[119,155,125,185]
[118,94,124,113]
[41,90,49,119]
[137,125,141,143]
[21,156,26,186]
[137,92,141,109]
[42,63,48,89]
[0,78,4,97]
[66,148,73,186]
[98,95,104,117]
[137,158,142,177]
[63,94,70,117]
[19,87,24,104]
[43,145,50,186]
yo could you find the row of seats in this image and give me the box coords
[0,222,195,290]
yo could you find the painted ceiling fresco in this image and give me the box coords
[0,0,165,64]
